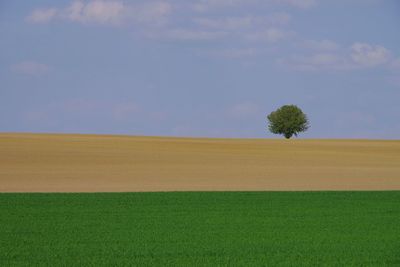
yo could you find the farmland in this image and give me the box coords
[1,133,400,192]
[1,133,399,265]
[1,192,400,266]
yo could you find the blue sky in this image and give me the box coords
[1,0,399,138]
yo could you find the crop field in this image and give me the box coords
[1,133,400,192]
[1,133,399,265]
[1,192,399,266]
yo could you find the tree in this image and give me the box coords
[267,105,309,139]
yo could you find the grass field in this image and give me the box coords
[1,192,399,266]
[1,133,400,192]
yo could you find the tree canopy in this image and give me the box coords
[267,105,309,139]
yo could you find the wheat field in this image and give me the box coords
[0,133,399,192]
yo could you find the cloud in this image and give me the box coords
[279,42,393,71]
[64,0,125,25]
[193,0,316,11]
[26,8,58,23]
[350,43,390,67]
[11,61,50,76]
[185,13,291,46]
[27,0,126,25]
[27,1,172,26]
[26,1,294,48]
[131,2,172,26]
[278,53,344,71]
[194,13,290,31]
[25,1,296,57]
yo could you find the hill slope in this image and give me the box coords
[0,133,399,192]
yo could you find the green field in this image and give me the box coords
[1,192,399,266]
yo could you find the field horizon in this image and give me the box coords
[1,133,399,192]
[2,131,400,141]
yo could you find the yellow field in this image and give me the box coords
[0,133,399,192]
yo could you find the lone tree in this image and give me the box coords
[267,105,309,139]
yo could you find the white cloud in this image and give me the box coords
[27,0,127,25]
[193,0,316,11]
[26,1,294,47]
[26,8,58,23]
[278,53,345,71]
[65,1,84,22]
[11,61,50,76]
[25,1,300,54]
[132,2,172,26]
[350,43,390,67]
[64,0,125,24]
[280,42,393,71]
[194,13,290,31]
[188,13,291,47]
[27,1,172,26]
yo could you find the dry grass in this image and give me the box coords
[0,133,399,192]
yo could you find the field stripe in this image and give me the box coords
[1,133,400,192]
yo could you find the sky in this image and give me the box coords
[1,0,399,139]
